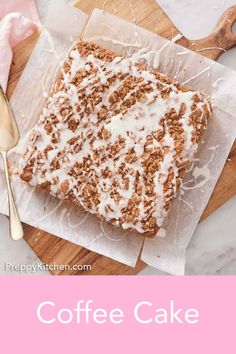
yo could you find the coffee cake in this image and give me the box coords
[19,41,212,236]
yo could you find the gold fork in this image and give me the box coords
[0,86,24,240]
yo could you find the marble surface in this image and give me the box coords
[140,196,236,275]
[0,0,235,275]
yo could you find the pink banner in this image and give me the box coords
[0,276,235,353]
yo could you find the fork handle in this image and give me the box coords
[1,151,24,241]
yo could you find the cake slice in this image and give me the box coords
[19,41,211,236]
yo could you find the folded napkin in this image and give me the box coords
[0,0,40,92]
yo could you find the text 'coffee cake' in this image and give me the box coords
[19,41,212,237]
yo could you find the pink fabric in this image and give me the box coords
[0,0,40,92]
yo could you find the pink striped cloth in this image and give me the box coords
[0,0,40,92]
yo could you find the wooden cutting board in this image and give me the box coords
[6,0,236,275]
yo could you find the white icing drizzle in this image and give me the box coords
[212,78,225,89]
[180,195,194,212]
[100,220,122,242]
[193,164,211,181]
[87,35,142,49]
[155,10,164,33]
[41,81,48,98]
[67,211,90,228]
[177,50,189,56]
[196,47,227,53]
[34,200,63,225]
[183,166,211,191]
[171,33,184,43]
[182,145,219,192]
[153,33,183,70]
[59,207,67,233]
[173,61,182,80]
[129,0,136,23]
[182,63,215,85]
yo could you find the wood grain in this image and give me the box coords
[7,0,236,275]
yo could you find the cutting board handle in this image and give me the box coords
[184,5,236,61]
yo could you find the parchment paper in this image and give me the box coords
[0,2,235,273]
